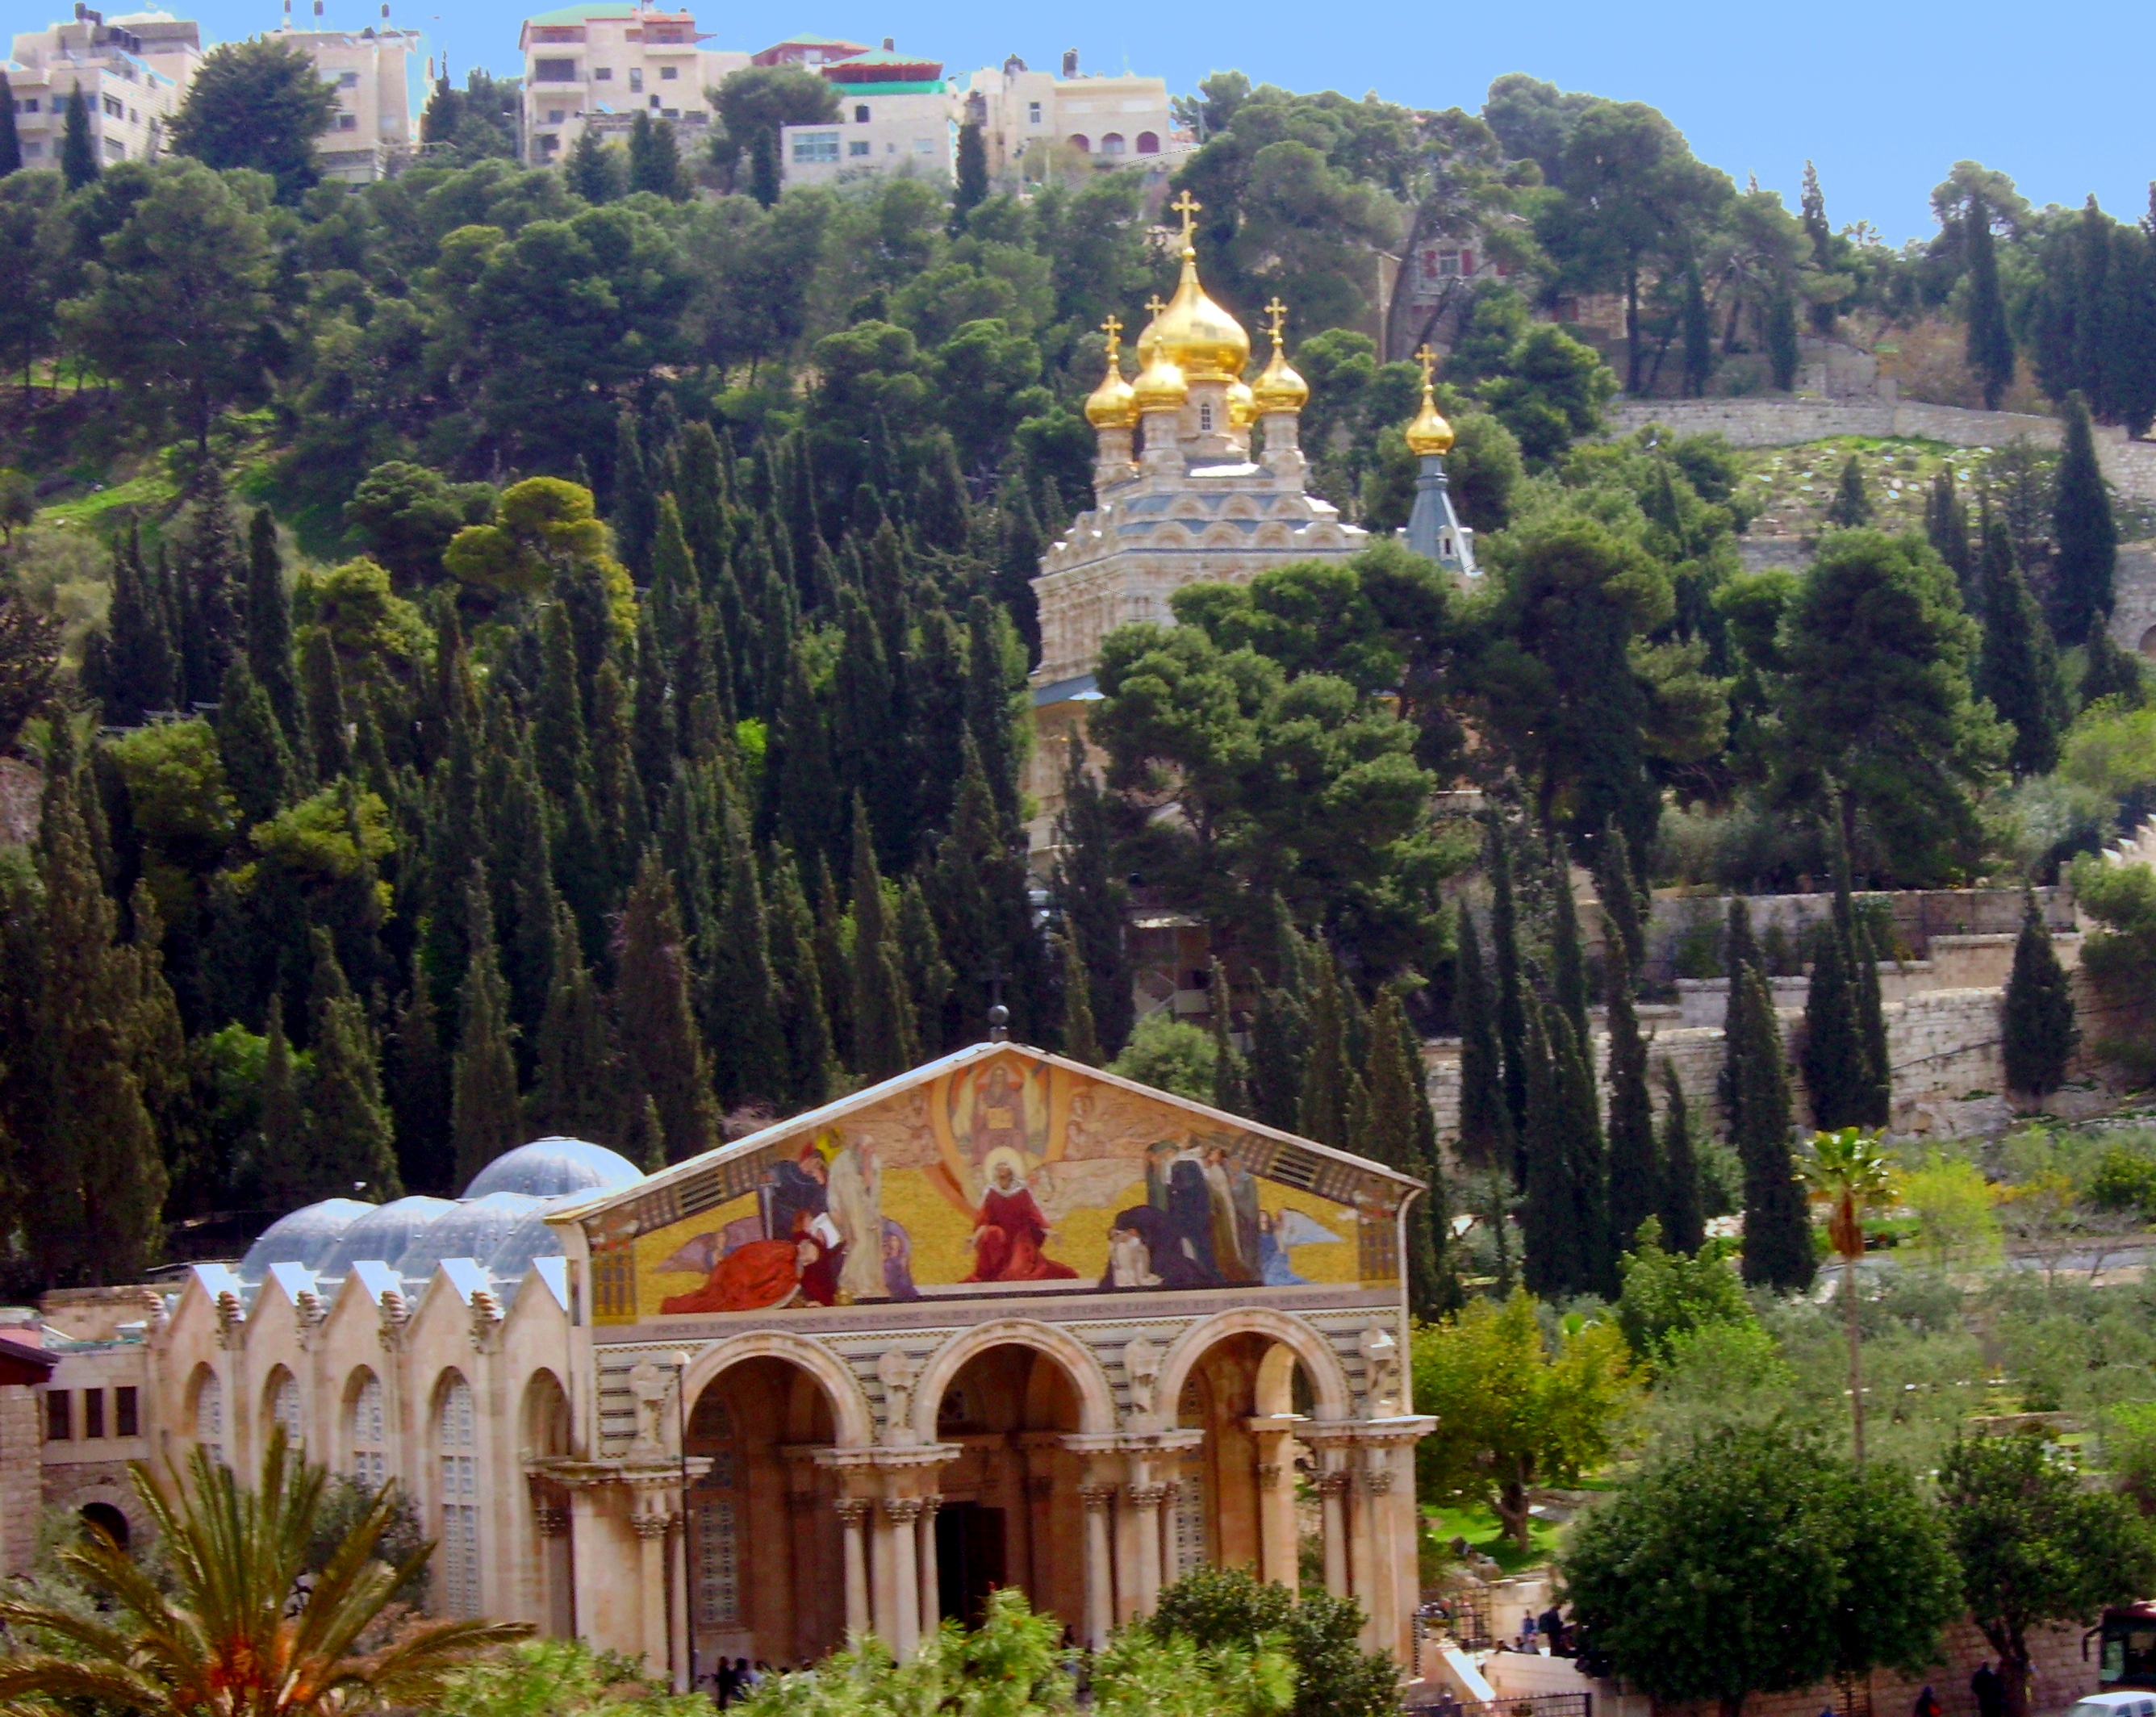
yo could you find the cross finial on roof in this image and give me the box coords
[1169,188,1201,244]
[1264,297,1289,346]
[1414,344,1438,388]
[1101,312,1123,355]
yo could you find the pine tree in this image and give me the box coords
[0,71,20,177]
[388,951,453,1193]
[1656,1059,1704,1254]
[304,930,400,1202]
[451,871,521,1189]
[2052,391,2118,646]
[1488,817,1529,1141]
[1730,965,1811,1290]
[1052,731,1134,1057]
[1297,950,1359,1149]
[531,900,617,1142]
[2003,897,2077,1101]
[1452,907,1514,1173]
[257,992,310,1215]
[1059,926,1101,1067]
[1976,516,2067,778]
[847,810,917,1080]
[61,87,98,189]
[565,127,624,203]
[1603,933,1658,1257]
[765,846,838,1110]
[1825,453,1872,528]
[1966,191,2016,411]
[299,627,352,781]
[244,507,299,739]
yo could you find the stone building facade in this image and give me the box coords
[14,1043,1432,1683]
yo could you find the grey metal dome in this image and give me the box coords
[313,1195,458,1280]
[486,1204,570,1283]
[462,1137,644,1201]
[395,1192,541,1281]
[238,1198,376,1282]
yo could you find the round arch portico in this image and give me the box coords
[1147,1306,1355,1429]
[908,1316,1118,1443]
[683,1329,875,1449]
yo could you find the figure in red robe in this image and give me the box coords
[964,1153,1076,1283]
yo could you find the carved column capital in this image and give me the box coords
[1361,1467,1394,1495]
[632,1510,673,1539]
[1256,1464,1283,1491]
[1126,1483,1169,1510]
[533,1505,570,1537]
[834,1498,871,1527]
[1079,1484,1117,1514]
[917,1494,942,1520]
[883,1497,925,1527]
[1313,1470,1351,1499]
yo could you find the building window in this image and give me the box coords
[648,94,660,108]
[1437,251,1460,277]
[1137,131,1159,154]
[194,1372,224,1465]
[115,1386,138,1438]
[546,109,565,124]
[533,58,577,82]
[1100,132,1125,157]
[102,94,123,117]
[269,1372,303,1448]
[22,141,41,157]
[127,107,138,123]
[1068,133,1088,153]
[692,1483,740,1629]
[659,65,677,79]
[437,1375,480,1619]
[83,1389,105,1439]
[336,113,357,131]
[628,68,641,91]
[1460,249,1477,274]
[44,1389,69,1442]
[848,139,869,157]
[854,103,869,123]
[104,137,124,158]
[349,1372,386,1489]
[21,98,38,113]
[791,130,838,163]
[592,66,611,78]
[913,136,935,154]
[1027,100,1040,124]
[337,70,359,87]
[1198,402,1214,431]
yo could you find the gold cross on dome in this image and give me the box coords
[1169,188,1201,240]
[1414,344,1437,387]
[1101,312,1123,353]
[1146,295,1166,319]
[1264,297,1289,345]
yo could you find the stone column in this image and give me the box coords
[1315,1468,1350,1598]
[1248,1419,1298,1592]
[883,1498,923,1656]
[1024,1474,1055,1599]
[667,1508,691,1690]
[1156,1479,1180,1588]
[632,1508,671,1676]
[1356,1465,1395,1657]
[836,1498,871,1640]
[1079,1485,1116,1648]
[917,1496,942,1634]
[1127,1483,1167,1615]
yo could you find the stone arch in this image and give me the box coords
[1201,524,1243,549]
[80,1501,130,1550]
[2138,624,2156,659]
[682,1331,873,1449]
[1151,1307,1352,1424]
[261,1364,302,1449]
[1254,523,1295,549]
[910,1317,1117,1440]
[187,1363,224,1463]
[521,1368,572,1460]
[344,1365,386,1485]
[1221,495,1261,520]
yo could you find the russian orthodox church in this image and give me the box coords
[1026,194,1475,854]
[90,1040,1430,1682]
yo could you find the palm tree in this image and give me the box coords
[1800,1126,1896,1463]
[0,1428,529,1717]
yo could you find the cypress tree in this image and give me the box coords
[1596,825,1646,979]
[1719,897,1761,1139]
[451,870,521,1189]
[1488,817,1530,1140]
[770,645,843,880]
[61,87,98,189]
[217,658,299,828]
[964,595,1025,837]
[0,71,19,177]
[1925,470,1975,605]
[995,478,1046,665]
[1522,1002,1608,1301]
[304,930,400,1202]
[848,809,915,1080]
[257,992,310,1216]
[928,737,1039,1044]
[1731,965,1812,1290]
[1059,926,1101,1067]
[1248,980,1308,1134]
[1825,453,1872,528]
[1832,818,1892,1130]
[914,432,971,554]
[565,127,623,204]
[1208,962,1247,1114]
[535,601,589,787]
[1361,985,1450,1316]
[951,119,989,228]
[704,802,788,1109]
[590,658,646,882]
[1053,731,1135,1057]
[2083,624,2147,710]
[1549,844,1590,1051]
[103,537,178,725]
[1297,950,1360,1150]
[388,950,453,1193]
[244,507,298,737]
[765,846,838,1109]
[173,473,243,707]
[1604,933,1658,1258]
[531,900,617,1142]
[497,760,560,1063]
[2052,391,2118,646]
[1765,282,1799,391]
[896,872,954,1061]
[811,853,851,1069]
[2003,896,2077,1101]
[616,850,718,1160]
[1966,191,2016,411]
[1976,510,2068,777]
[612,406,655,572]
[299,628,352,782]
[1453,907,1514,1173]
[1801,919,1866,1129]
[1657,1059,1705,1255]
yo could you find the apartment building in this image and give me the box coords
[519,0,747,164]
[6,5,194,170]
[269,23,420,182]
[957,49,1180,180]
[778,42,952,188]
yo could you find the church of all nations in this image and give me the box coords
[12,208,1451,1686]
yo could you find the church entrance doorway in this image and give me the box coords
[934,1502,1007,1627]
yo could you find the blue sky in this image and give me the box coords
[49,0,2154,241]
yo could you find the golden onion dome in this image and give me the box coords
[1151,190,1250,384]
[1251,301,1310,413]
[1084,319,1139,431]
[1227,378,1256,429]
[1132,350,1188,412]
[1405,385,1456,457]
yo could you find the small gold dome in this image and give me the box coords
[1252,336,1309,415]
[1132,351,1188,412]
[1227,378,1256,429]
[1084,323,1138,431]
[1151,190,1250,385]
[1405,386,1455,456]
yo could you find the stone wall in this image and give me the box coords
[0,1384,40,1577]
[1604,398,2156,503]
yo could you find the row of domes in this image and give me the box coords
[234,1138,644,1292]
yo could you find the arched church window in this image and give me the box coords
[266,1371,302,1450]
[349,1372,386,1489]
[1199,402,1214,432]
[436,1374,480,1618]
[193,1370,224,1467]
[1068,134,1088,154]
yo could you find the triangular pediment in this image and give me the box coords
[558,1042,1419,1324]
